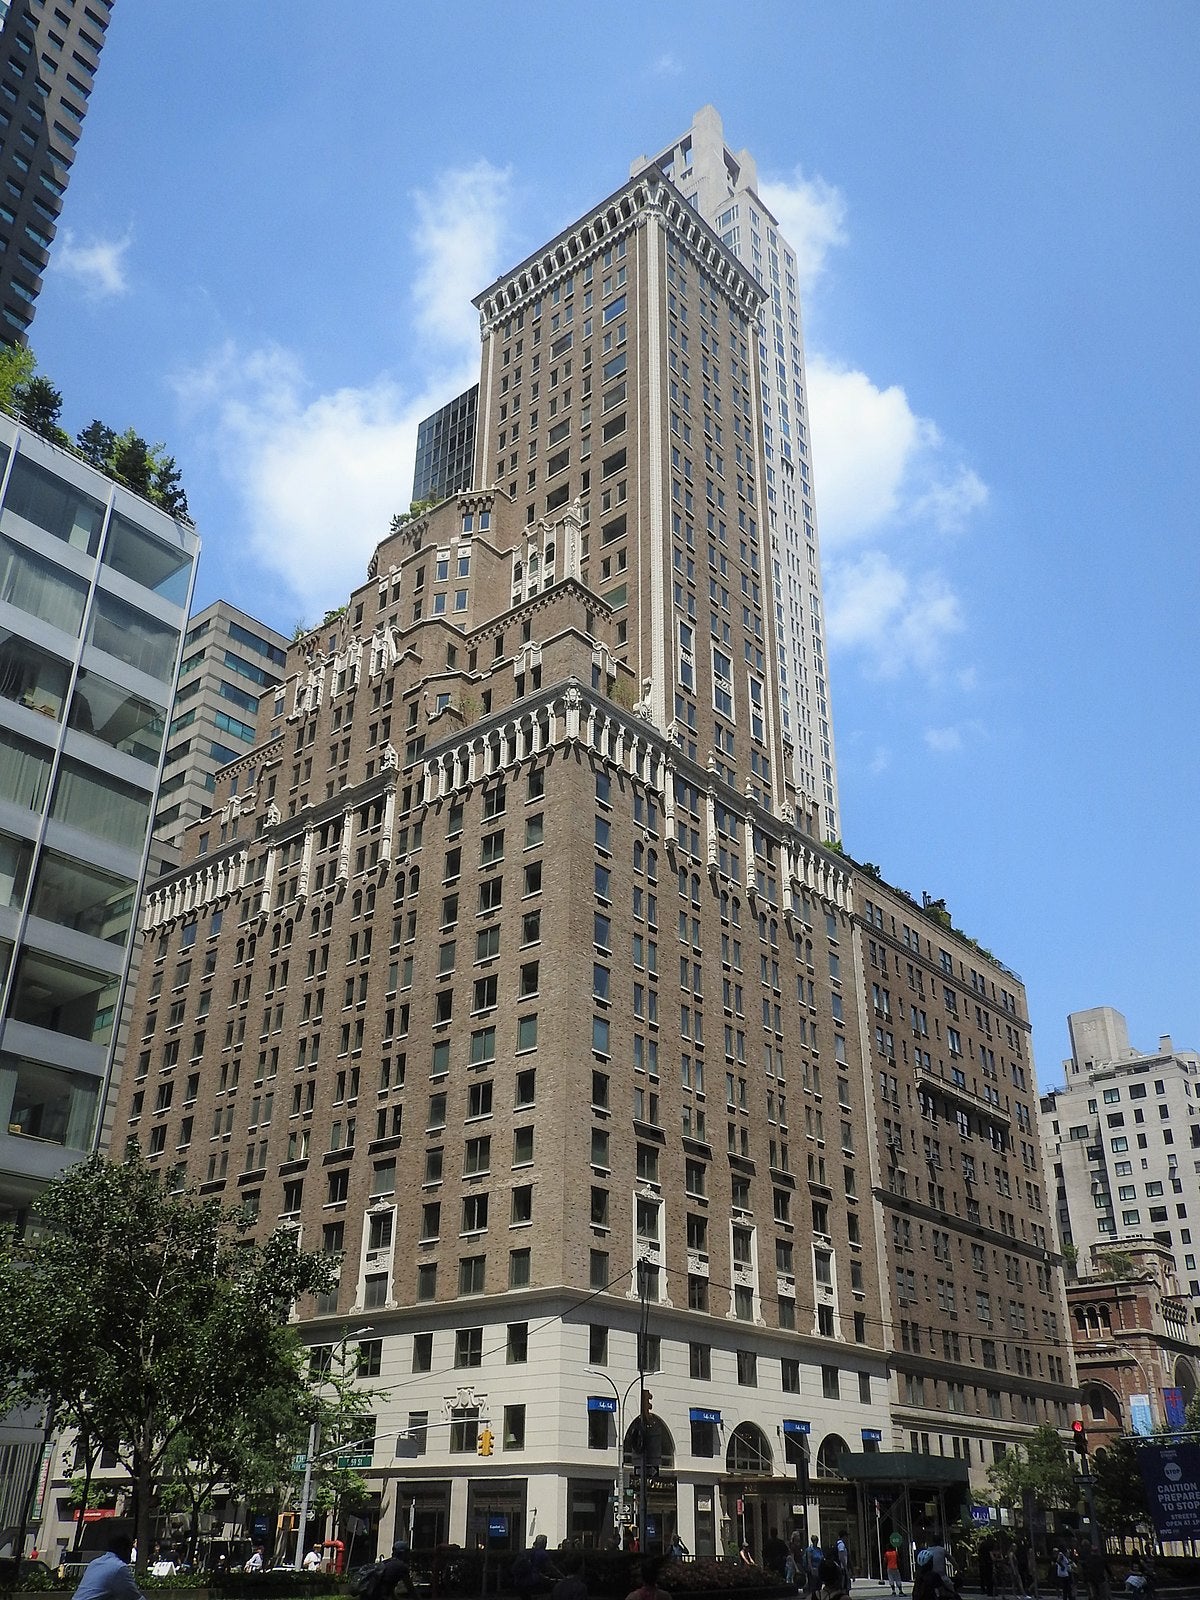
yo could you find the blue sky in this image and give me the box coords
[28,1,1200,1078]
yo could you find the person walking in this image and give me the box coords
[885,1545,903,1596]
[805,1535,825,1600]
[625,1557,672,1600]
[375,1539,415,1598]
[764,1528,789,1580]
[72,1537,146,1600]
[835,1534,853,1590]
[1054,1547,1075,1600]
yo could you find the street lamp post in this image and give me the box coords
[588,1371,643,1544]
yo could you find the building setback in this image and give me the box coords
[0,0,114,344]
[631,108,840,838]
[0,407,198,1525]
[96,162,1070,1562]
[155,599,288,850]
[1041,1006,1200,1317]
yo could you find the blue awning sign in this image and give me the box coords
[861,1429,883,1443]
[783,1419,812,1435]
[587,1396,618,1413]
[689,1407,722,1424]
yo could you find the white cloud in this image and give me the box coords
[758,169,847,297]
[411,160,512,354]
[178,342,463,618]
[825,550,963,678]
[178,161,514,618]
[806,358,988,551]
[54,230,130,298]
[924,726,964,753]
[649,52,684,77]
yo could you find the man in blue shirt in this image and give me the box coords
[73,1537,145,1600]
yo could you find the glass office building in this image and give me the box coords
[0,410,198,1227]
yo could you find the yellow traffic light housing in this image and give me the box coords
[477,1426,494,1457]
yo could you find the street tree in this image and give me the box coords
[0,1150,335,1565]
[296,1340,389,1555]
[158,1329,311,1562]
[1092,1436,1148,1543]
[986,1424,1080,1513]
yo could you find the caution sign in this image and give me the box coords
[1137,1441,1200,1541]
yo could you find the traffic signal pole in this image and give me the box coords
[637,1260,649,1551]
[1072,1421,1110,1600]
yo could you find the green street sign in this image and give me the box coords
[292,1454,308,1472]
[337,1453,373,1469]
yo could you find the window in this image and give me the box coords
[504,1403,526,1450]
[736,1349,757,1386]
[822,1365,840,1400]
[454,1327,483,1367]
[412,1332,433,1372]
[458,1255,486,1295]
[507,1322,529,1363]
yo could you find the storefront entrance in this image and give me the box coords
[466,1480,527,1552]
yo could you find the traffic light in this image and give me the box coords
[477,1427,494,1457]
[1072,1420,1089,1459]
[639,1391,661,1474]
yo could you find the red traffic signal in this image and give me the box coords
[1071,1420,1089,1458]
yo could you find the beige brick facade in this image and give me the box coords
[103,165,1073,1562]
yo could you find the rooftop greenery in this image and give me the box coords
[0,345,191,520]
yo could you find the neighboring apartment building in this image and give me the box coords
[0,408,197,1528]
[411,386,478,507]
[1066,1240,1198,1447]
[109,165,890,1563]
[855,877,1075,1492]
[154,600,288,850]
[632,107,840,837]
[0,0,114,344]
[1040,1007,1200,1317]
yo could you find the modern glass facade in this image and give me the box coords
[411,384,478,505]
[0,411,198,1225]
[0,0,114,343]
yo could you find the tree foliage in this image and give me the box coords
[0,344,35,411]
[0,345,192,519]
[986,1424,1080,1511]
[15,376,69,447]
[0,1151,335,1565]
[1092,1437,1148,1539]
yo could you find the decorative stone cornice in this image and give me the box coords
[473,169,763,334]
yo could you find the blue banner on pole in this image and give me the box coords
[1138,1442,1200,1541]
[1130,1394,1154,1436]
[1164,1388,1186,1429]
